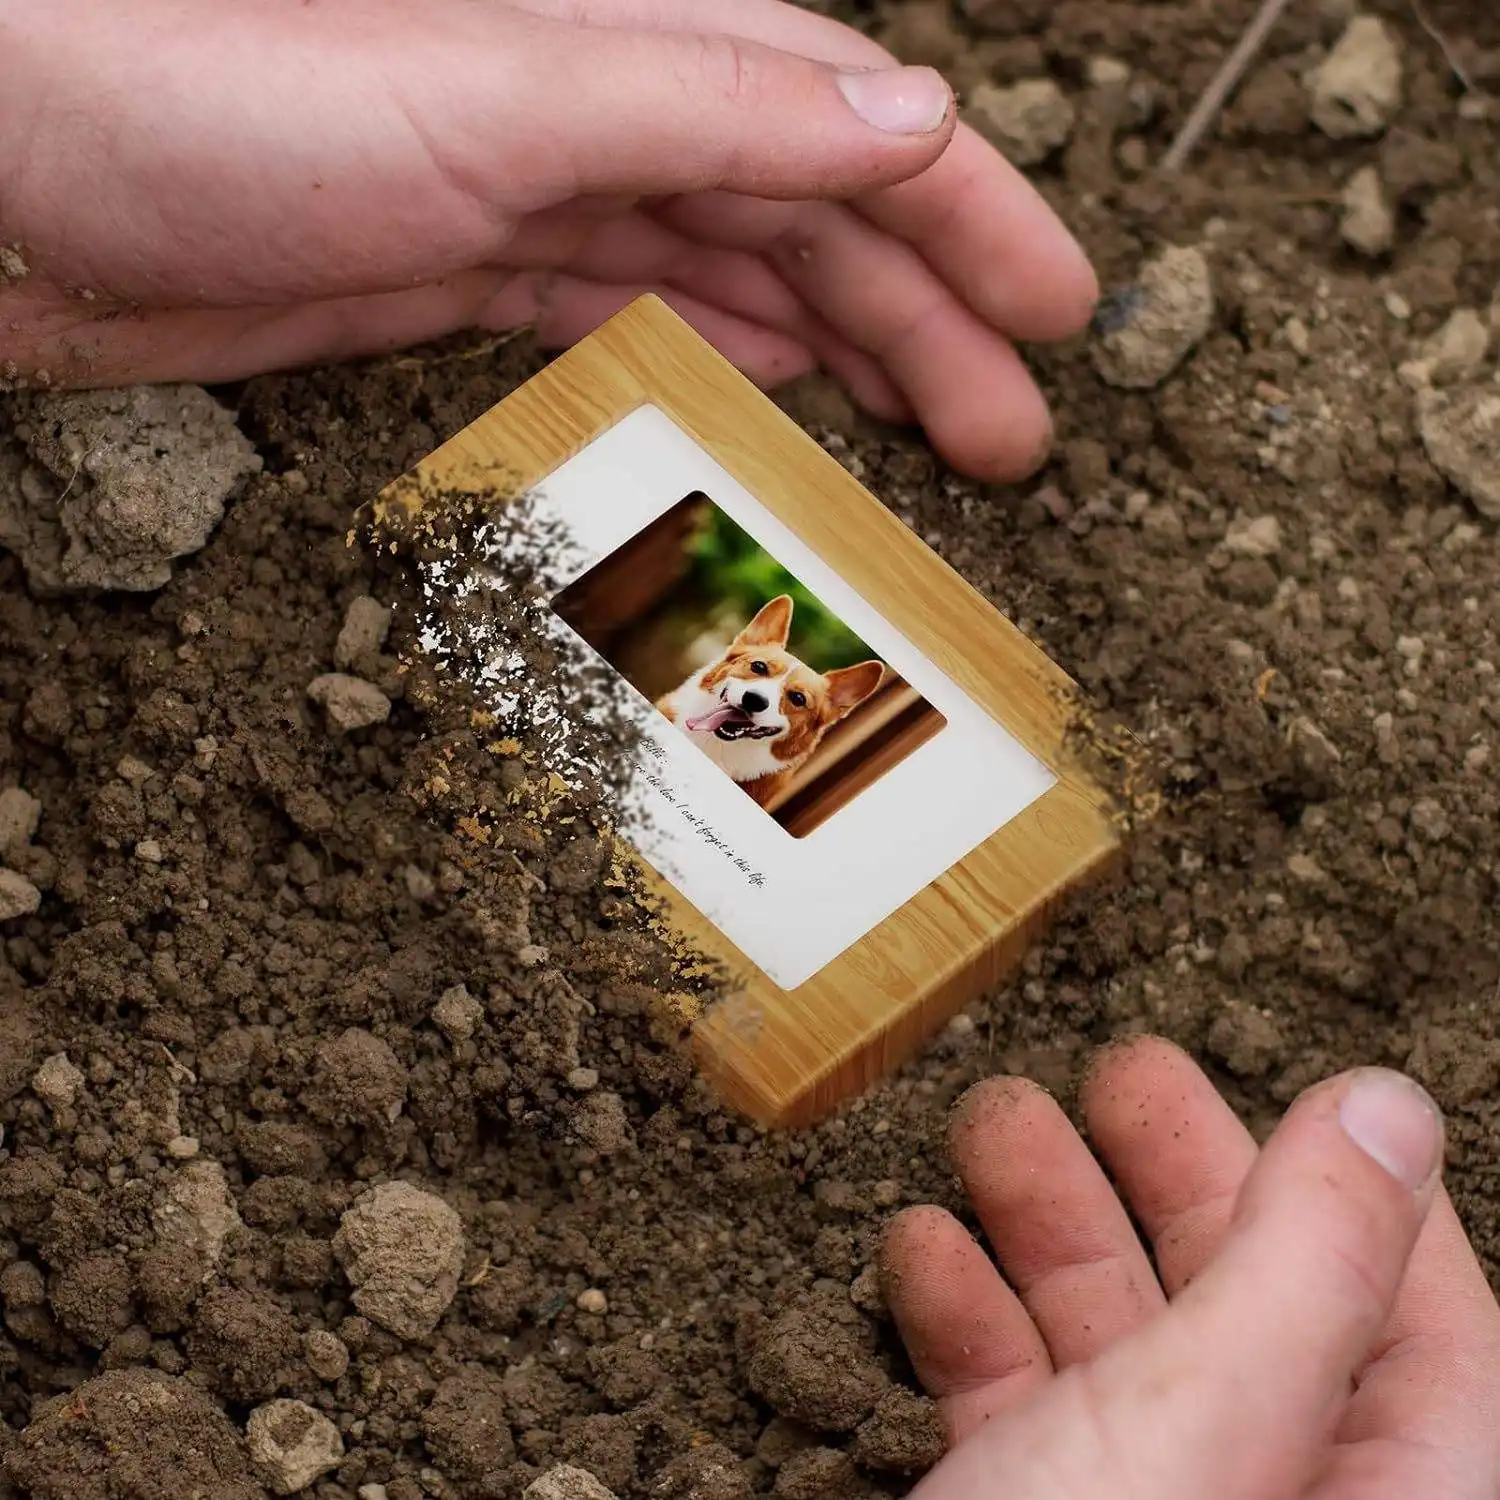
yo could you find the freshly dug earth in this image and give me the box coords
[3,1,1500,1496]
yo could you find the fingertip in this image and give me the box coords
[1078,1034,1195,1113]
[947,1074,1051,1153]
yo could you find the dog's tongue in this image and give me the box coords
[687,704,747,733]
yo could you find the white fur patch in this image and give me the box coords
[666,667,793,783]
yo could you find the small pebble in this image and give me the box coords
[566,1067,600,1092]
[166,1135,200,1159]
[135,839,164,864]
[1309,15,1402,139]
[307,673,392,733]
[1339,165,1395,257]
[576,1288,608,1315]
[334,596,393,671]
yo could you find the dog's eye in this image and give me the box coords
[750,660,769,675]
[787,690,807,707]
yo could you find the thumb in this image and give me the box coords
[1094,1067,1445,1500]
[508,16,956,201]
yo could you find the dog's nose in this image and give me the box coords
[740,690,769,714]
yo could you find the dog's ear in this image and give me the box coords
[735,595,794,648]
[824,660,885,717]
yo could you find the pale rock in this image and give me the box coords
[307,673,391,732]
[1339,165,1394,257]
[247,1399,345,1496]
[0,787,41,856]
[152,1159,243,1277]
[1403,310,1491,389]
[1086,56,1130,88]
[1309,16,1402,138]
[332,1181,465,1340]
[1224,514,1282,558]
[334,595,393,671]
[0,869,41,921]
[965,79,1076,166]
[1418,385,1500,518]
[1092,246,1214,390]
[32,1052,83,1110]
[524,1466,620,1500]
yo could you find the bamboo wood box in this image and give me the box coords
[378,295,1120,1129]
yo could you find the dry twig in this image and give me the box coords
[1159,0,1297,174]
[1408,0,1478,93]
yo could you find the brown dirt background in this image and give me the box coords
[2,1,1500,1495]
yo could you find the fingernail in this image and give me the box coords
[1337,1069,1443,1190]
[837,66,952,135]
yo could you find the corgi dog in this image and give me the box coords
[656,595,885,807]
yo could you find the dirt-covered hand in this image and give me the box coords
[884,1036,1500,1500]
[0,0,1098,481]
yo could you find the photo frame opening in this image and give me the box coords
[552,492,947,839]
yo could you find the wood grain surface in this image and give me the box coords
[377,296,1122,1128]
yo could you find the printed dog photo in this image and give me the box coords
[552,493,945,838]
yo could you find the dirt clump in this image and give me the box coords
[748,1288,892,1434]
[0,384,261,594]
[3,1368,267,1500]
[332,1180,466,1339]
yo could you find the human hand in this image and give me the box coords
[0,0,1097,482]
[884,1036,1500,1500]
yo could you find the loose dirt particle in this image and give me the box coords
[303,1328,350,1381]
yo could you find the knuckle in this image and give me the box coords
[689,33,758,111]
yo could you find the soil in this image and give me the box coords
[2,1,1500,1497]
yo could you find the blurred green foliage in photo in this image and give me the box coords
[682,498,876,669]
